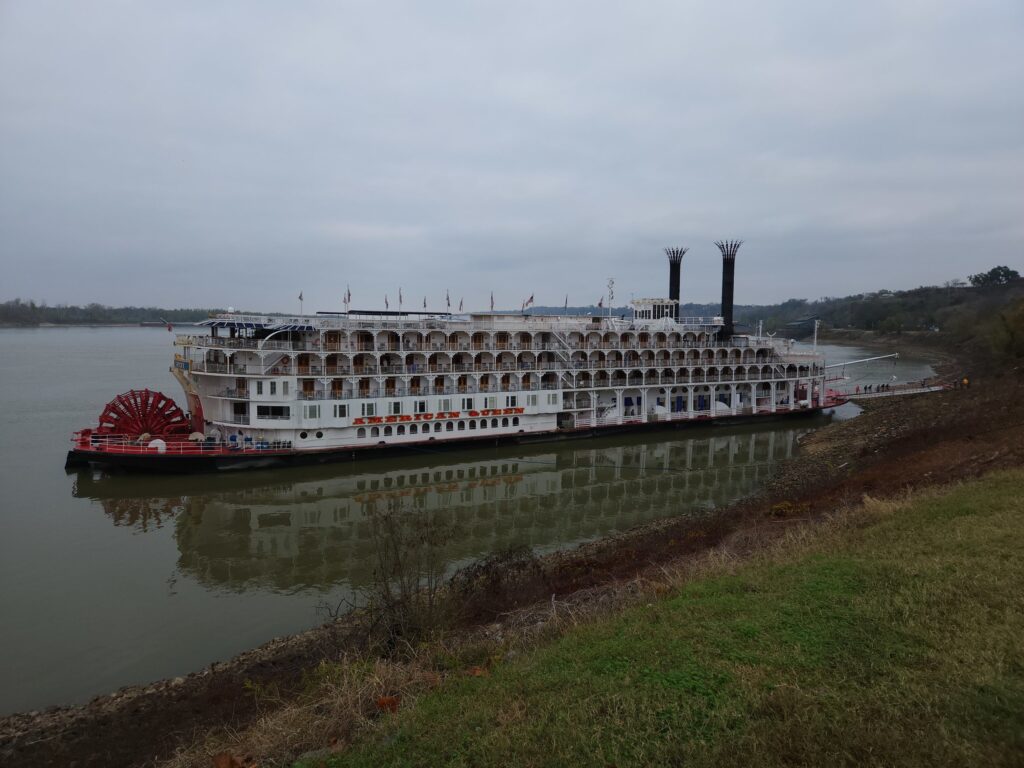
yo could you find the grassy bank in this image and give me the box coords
[315,469,1024,767]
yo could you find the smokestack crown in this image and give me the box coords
[664,246,688,264]
[715,239,743,260]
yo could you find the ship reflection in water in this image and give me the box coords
[74,423,812,594]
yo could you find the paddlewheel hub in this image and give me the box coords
[95,389,191,438]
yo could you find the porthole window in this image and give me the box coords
[479,419,486,429]
[458,420,466,430]
[469,420,476,430]
[371,427,380,437]
[446,421,454,432]
[434,422,442,433]
[410,424,418,434]
[300,431,308,439]
[512,417,519,426]
[502,418,509,427]
[397,425,405,435]
[357,428,366,438]
[384,426,393,436]
[316,431,323,439]
[491,418,498,428]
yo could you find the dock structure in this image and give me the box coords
[843,385,947,401]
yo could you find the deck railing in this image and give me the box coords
[71,432,294,455]
[186,356,814,379]
[177,333,806,356]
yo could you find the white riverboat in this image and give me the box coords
[66,244,842,472]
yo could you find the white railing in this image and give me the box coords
[178,331,806,357]
[186,357,816,379]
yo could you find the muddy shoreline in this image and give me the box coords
[5,349,1019,768]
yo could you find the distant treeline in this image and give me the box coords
[528,267,1024,334]
[5,267,1023,344]
[0,300,219,326]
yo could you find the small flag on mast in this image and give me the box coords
[385,294,389,310]
[459,298,463,312]
[564,294,568,310]
[399,287,403,308]
[423,296,427,309]
[446,289,450,309]
[598,296,604,308]
[490,292,494,311]
[298,291,303,302]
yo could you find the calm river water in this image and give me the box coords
[0,327,934,714]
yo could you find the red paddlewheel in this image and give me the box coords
[95,389,191,438]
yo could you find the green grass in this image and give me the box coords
[311,470,1024,768]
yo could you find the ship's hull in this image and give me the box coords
[65,405,833,474]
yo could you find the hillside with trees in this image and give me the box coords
[0,300,221,326]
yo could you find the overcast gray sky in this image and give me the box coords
[1,1,1022,312]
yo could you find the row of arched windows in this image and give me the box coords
[356,416,520,439]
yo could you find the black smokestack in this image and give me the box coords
[715,239,743,338]
[664,247,688,320]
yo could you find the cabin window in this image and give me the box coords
[283,382,289,396]
[384,426,393,436]
[361,403,376,417]
[303,404,320,420]
[512,417,519,426]
[357,428,366,438]
[371,427,380,437]
[410,424,418,434]
[415,400,427,413]
[434,422,442,433]
[256,381,264,395]
[390,402,401,415]
[502,417,509,427]
[548,393,558,405]
[397,425,405,435]
[270,382,277,395]
[479,419,486,429]
[446,421,454,432]
[461,397,474,410]
[333,404,347,418]
[439,398,452,411]
[458,420,466,430]
[469,420,476,429]
[491,418,498,428]
[484,396,497,409]
[256,405,289,419]
[505,395,517,407]
[527,394,538,406]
